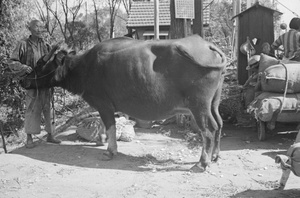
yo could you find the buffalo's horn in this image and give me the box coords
[43,42,61,62]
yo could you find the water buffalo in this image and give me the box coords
[22,35,227,172]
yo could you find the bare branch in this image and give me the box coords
[92,0,102,42]
[35,1,46,22]
[122,0,132,16]
[107,0,121,38]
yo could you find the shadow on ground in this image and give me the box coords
[8,122,298,172]
[10,124,196,172]
[11,142,195,172]
[231,188,300,198]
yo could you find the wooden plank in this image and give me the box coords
[0,121,7,153]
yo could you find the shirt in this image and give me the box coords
[272,29,300,59]
[10,36,50,70]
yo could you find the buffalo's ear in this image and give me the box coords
[69,50,76,55]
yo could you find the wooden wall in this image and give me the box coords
[237,6,275,85]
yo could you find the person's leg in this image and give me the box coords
[24,89,42,148]
[42,89,61,144]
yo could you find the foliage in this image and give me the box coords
[0,0,33,57]
[87,6,111,44]
[66,21,94,50]
[220,81,244,124]
[92,0,127,41]
[114,10,128,37]
[207,1,234,44]
[0,0,36,135]
[0,75,26,134]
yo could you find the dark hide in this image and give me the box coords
[24,35,226,172]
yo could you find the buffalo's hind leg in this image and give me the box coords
[211,80,223,162]
[188,99,219,173]
[84,95,117,160]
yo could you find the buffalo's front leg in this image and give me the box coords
[83,95,117,160]
[98,111,117,160]
[103,124,117,159]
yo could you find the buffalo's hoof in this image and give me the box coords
[212,154,220,162]
[190,164,206,173]
[275,184,285,190]
[102,150,117,161]
[25,142,36,149]
[102,151,114,161]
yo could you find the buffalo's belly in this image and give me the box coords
[112,89,187,121]
[117,103,188,121]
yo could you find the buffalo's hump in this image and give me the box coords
[95,35,226,69]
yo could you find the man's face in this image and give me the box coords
[29,21,44,38]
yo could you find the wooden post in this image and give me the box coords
[193,0,203,37]
[232,0,241,61]
[0,121,7,153]
[154,0,159,40]
[183,19,187,37]
[169,0,192,39]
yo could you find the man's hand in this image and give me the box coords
[22,65,33,73]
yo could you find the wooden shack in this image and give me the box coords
[233,2,282,85]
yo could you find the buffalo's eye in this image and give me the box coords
[61,57,65,65]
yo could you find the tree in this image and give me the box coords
[0,0,35,134]
[114,10,128,37]
[106,0,121,38]
[44,0,84,47]
[122,0,132,16]
[93,0,106,42]
[35,0,59,43]
[70,21,94,50]
[92,0,102,42]
[92,0,126,41]
[208,0,234,47]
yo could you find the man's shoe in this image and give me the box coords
[46,134,61,144]
[25,134,36,148]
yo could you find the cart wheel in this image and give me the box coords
[257,120,266,141]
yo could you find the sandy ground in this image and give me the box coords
[1,123,300,198]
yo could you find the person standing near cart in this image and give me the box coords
[271,17,300,61]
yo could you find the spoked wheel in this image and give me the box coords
[257,120,267,141]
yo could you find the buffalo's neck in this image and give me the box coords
[59,55,87,95]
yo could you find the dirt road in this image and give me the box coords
[1,123,300,198]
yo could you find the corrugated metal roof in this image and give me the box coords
[126,0,211,28]
[127,1,171,27]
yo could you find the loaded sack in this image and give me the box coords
[260,63,300,93]
[247,92,300,123]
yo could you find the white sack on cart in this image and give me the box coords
[247,92,300,122]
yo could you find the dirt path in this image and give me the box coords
[1,123,300,198]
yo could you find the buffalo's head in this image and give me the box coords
[21,48,72,89]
